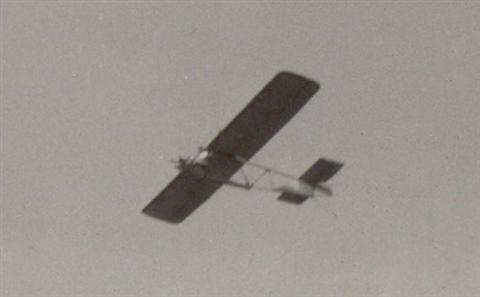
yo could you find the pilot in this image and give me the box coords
[173,147,212,179]
[193,146,211,166]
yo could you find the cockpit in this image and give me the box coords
[172,147,211,170]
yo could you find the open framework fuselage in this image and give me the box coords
[176,148,332,198]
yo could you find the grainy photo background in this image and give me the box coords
[1,2,479,296]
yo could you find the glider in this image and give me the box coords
[143,72,343,223]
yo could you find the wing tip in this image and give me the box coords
[142,206,185,224]
[276,71,321,91]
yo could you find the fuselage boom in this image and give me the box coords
[173,148,331,198]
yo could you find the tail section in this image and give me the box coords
[277,193,309,204]
[315,183,333,196]
[277,158,343,204]
[299,158,343,185]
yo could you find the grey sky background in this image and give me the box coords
[1,2,479,296]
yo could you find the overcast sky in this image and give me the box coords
[2,2,479,296]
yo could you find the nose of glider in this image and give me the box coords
[171,157,187,169]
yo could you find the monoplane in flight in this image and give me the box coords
[143,72,343,223]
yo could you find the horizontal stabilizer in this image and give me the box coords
[299,158,343,185]
[278,193,309,204]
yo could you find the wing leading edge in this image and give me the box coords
[143,72,320,223]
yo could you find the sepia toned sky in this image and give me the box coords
[1,2,479,296]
